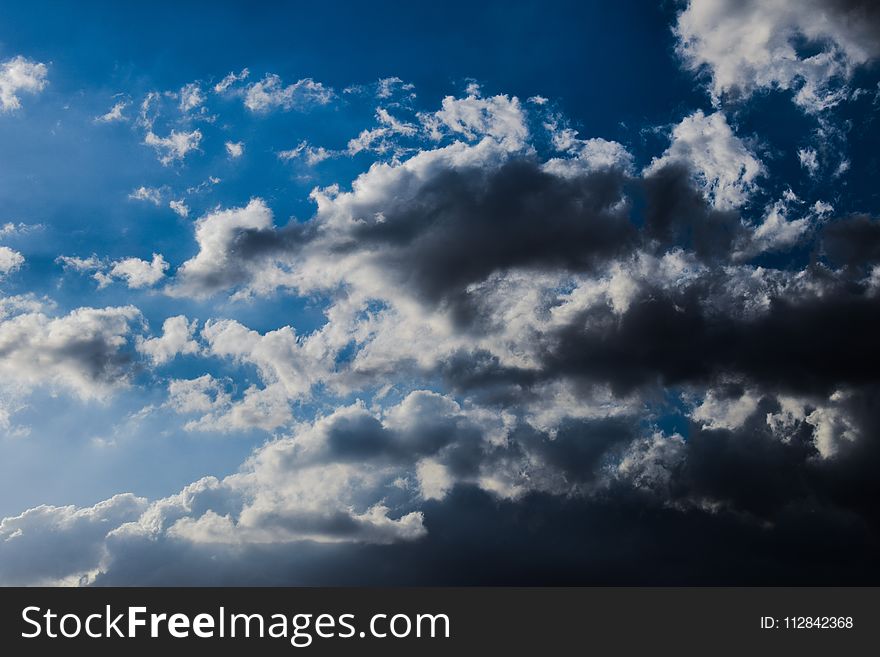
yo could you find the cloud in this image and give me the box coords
[798,147,820,175]
[6,381,880,585]
[0,304,142,399]
[0,494,147,585]
[7,72,880,586]
[645,110,764,210]
[170,198,310,298]
[137,315,199,365]
[421,92,528,148]
[59,253,168,289]
[144,129,202,165]
[347,108,418,156]
[0,246,24,277]
[214,68,249,93]
[128,186,163,204]
[0,222,42,238]
[675,0,880,111]
[178,82,205,113]
[107,254,168,289]
[169,199,189,217]
[279,141,333,165]
[0,56,48,112]
[375,77,415,99]
[243,74,333,112]
[820,214,880,269]
[95,100,127,123]
[224,140,244,158]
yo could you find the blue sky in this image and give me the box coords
[1,0,879,585]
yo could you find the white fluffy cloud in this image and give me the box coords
[171,198,285,297]
[0,55,48,112]
[422,91,529,149]
[645,110,764,209]
[0,246,24,277]
[0,304,142,399]
[675,0,880,111]
[137,315,199,365]
[108,253,169,289]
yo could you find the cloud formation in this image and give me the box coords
[0,55,47,112]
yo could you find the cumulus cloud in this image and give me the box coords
[137,315,199,365]
[108,254,168,289]
[170,198,309,298]
[421,92,529,149]
[645,110,764,209]
[0,304,142,399]
[0,494,147,585]
[0,246,24,277]
[0,55,48,112]
[675,0,880,111]
[6,67,880,586]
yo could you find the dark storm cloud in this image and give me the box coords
[822,0,880,54]
[89,384,880,586]
[640,163,745,260]
[821,214,880,269]
[346,159,637,305]
[92,484,880,586]
[320,404,474,462]
[543,285,880,395]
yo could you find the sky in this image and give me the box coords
[0,0,879,585]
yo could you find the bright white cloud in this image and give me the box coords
[0,246,24,277]
[108,253,169,289]
[675,0,880,111]
[0,56,48,112]
[423,92,528,149]
[645,110,764,209]
[137,315,199,365]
